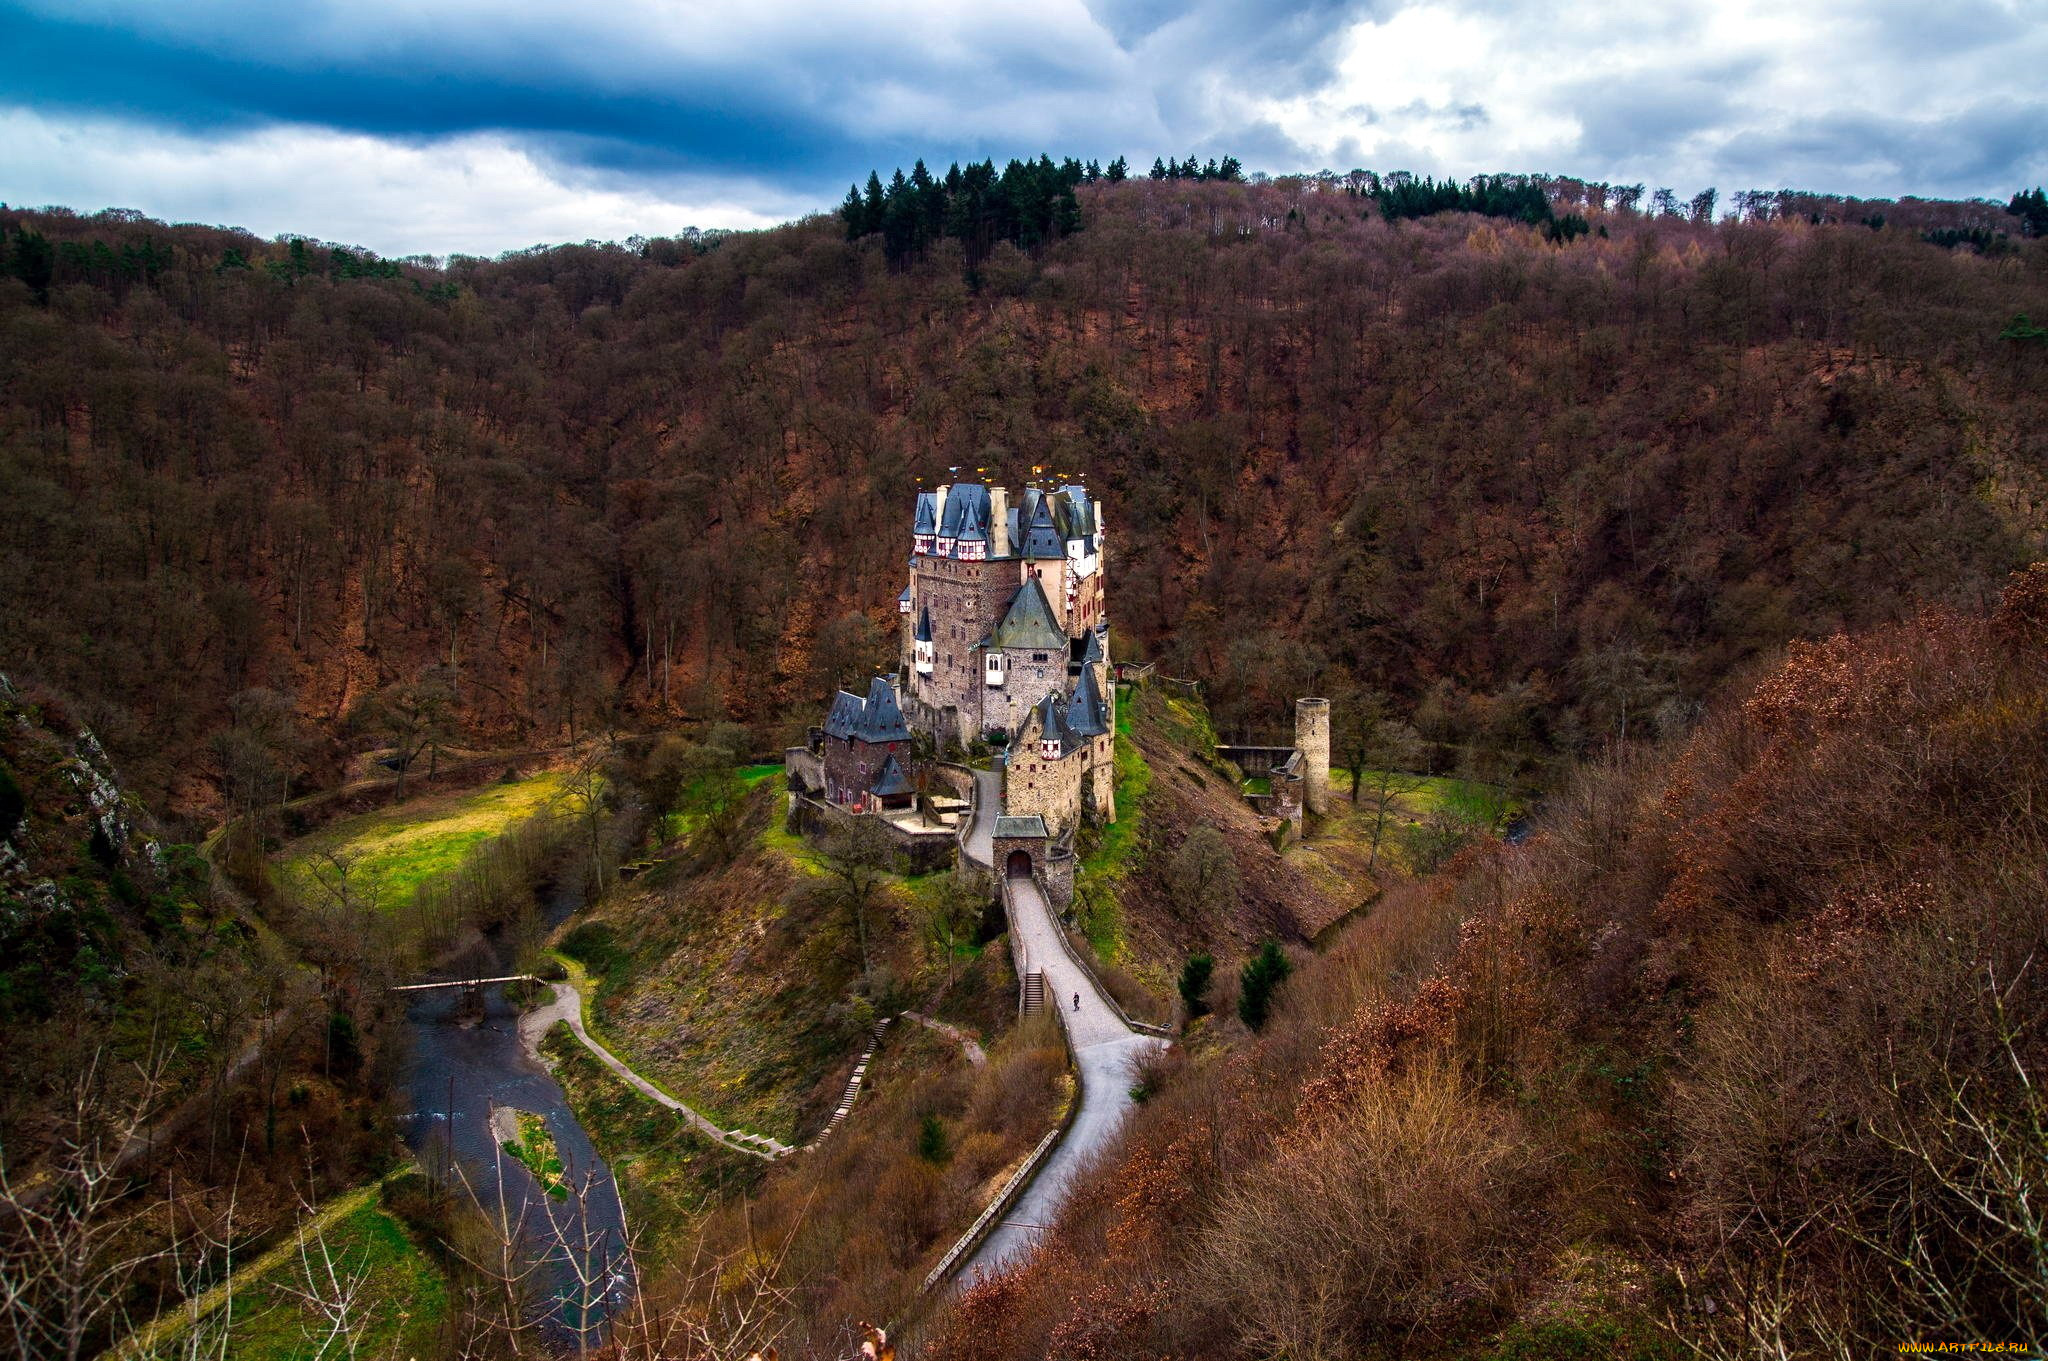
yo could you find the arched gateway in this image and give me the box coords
[1006,849,1033,879]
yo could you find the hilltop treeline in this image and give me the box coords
[1,175,2045,815]
[840,155,1090,266]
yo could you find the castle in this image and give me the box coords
[786,479,1117,881]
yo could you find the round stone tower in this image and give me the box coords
[1296,697,1331,816]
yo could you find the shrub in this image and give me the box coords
[327,1009,363,1075]
[0,765,22,839]
[558,921,623,976]
[918,1112,950,1163]
[1178,952,1214,1016]
[1238,940,1292,1031]
[1168,826,1240,921]
[1193,1061,1541,1357]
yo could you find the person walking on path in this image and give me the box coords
[1073,992,1081,1012]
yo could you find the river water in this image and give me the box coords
[400,886,630,1347]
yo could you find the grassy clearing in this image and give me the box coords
[658,762,783,841]
[1329,768,1523,827]
[1291,769,1525,889]
[539,1022,764,1266]
[555,831,856,1142]
[276,770,567,912]
[139,1191,445,1361]
[754,772,827,873]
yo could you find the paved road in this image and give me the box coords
[959,870,1164,1281]
[962,768,1001,867]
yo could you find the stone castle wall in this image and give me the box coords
[1005,745,1086,839]
[907,554,991,731]
[1085,736,1116,823]
[822,732,914,807]
[985,647,1067,733]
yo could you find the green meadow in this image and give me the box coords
[277,769,568,912]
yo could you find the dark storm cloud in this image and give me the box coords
[2,0,2043,256]
[4,6,863,179]
[1717,103,2048,196]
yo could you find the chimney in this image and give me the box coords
[989,485,1010,558]
[933,483,951,538]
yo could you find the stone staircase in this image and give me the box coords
[1022,969,1047,1016]
[808,1017,892,1148]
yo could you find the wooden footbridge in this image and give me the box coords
[390,974,540,992]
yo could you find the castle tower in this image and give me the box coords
[1296,697,1330,816]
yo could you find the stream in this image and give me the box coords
[399,877,630,1347]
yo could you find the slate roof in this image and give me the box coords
[938,483,992,538]
[871,754,912,797]
[855,676,912,743]
[914,605,933,642]
[824,677,911,744]
[914,492,937,534]
[1031,691,1083,753]
[993,814,1049,838]
[990,577,1067,651]
[1053,485,1094,539]
[1068,664,1111,738]
[823,689,866,741]
[1020,497,1064,559]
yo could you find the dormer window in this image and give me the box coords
[1041,738,1061,760]
[985,653,1006,687]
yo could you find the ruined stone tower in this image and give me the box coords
[1296,697,1330,816]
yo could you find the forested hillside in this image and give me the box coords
[924,563,2048,1360]
[2,179,2044,819]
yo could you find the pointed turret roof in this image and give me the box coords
[955,498,987,543]
[1020,496,1064,559]
[990,577,1066,651]
[871,753,912,797]
[914,491,937,534]
[1068,663,1110,738]
[914,605,933,642]
[938,482,991,538]
[1028,691,1082,754]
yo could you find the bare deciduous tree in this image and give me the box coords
[0,1053,175,1361]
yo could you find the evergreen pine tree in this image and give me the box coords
[1238,940,1292,1030]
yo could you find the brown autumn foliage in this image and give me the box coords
[673,1011,1070,1361]
[2,183,2043,819]
[917,563,2048,1359]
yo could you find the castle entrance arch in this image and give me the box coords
[1006,849,1033,880]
